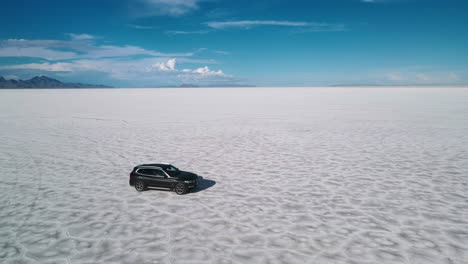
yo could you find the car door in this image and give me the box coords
[136,169,156,186]
[154,169,174,188]
[144,169,167,187]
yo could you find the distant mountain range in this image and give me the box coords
[0,76,256,89]
[0,76,113,89]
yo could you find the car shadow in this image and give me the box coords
[190,175,216,193]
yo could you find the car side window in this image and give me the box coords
[137,168,166,177]
[154,169,165,177]
[147,169,157,176]
[137,169,150,175]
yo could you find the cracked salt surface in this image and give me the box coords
[0,87,467,264]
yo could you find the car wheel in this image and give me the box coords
[134,180,146,192]
[174,183,187,195]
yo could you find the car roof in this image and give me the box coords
[137,163,171,168]
[136,166,162,169]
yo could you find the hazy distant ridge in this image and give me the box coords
[0,76,113,89]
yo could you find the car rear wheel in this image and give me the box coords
[135,180,146,192]
[174,183,187,195]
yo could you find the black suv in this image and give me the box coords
[129,164,198,194]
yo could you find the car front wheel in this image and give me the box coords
[135,180,146,192]
[174,183,187,195]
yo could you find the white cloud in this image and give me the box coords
[166,58,177,70]
[152,58,177,71]
[165,30,210,35]
[192,66,225,76]
[0,62,74,72]
[152,58,228,77]
[0,39,192,60]
[137,0,202,17]
[66,33,95,40]
[127,24,155,29]
[384,71,464,84]
[206,20,309,29]
[0,46,78,60]
[214,50,229,55]
[386,73,405,81]
[206,20,346,32]
[86,45,192,59]
[415,73,431,82]
[1,39,92,53]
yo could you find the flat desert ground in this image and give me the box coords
[1,87,468,264]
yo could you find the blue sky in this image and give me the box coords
[0,0,467,87]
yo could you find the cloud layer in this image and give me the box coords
[0,38,193,60]
[0,36,235,86]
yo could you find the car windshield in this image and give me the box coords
[164,165,180,176]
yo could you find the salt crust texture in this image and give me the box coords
[0,88,467,264]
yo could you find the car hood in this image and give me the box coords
[174,171,198,181]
